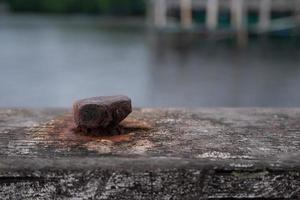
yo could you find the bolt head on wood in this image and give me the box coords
[73,95,132,131]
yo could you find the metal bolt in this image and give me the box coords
[73,95,132,133]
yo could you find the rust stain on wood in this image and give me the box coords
[29,113,153,152]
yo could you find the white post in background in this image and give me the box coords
[231,0,248,46]
[206,0,219,31]
[295,0,300,23]
[259,0,271,32]
[180,0,193,28]
[146,0,154,27]
[154,0,167,27]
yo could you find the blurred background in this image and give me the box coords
[0,0,300,107]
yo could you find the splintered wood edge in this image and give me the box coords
[0,157,300,171]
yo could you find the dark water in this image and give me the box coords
[1,14,300,107]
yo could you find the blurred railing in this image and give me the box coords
[148,0,300,45]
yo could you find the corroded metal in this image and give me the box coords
[73,95,132,134]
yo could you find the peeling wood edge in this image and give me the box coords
[0,157,299,171]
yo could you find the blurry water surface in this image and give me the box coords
[1,14,300,107]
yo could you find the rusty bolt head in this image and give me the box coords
[73,95,132,131]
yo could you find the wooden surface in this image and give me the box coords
[0,108,299,199]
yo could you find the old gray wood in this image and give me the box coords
[0,108,299,199]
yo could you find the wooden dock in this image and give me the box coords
[147,0,300,45]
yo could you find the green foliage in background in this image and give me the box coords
[6,0,146,15]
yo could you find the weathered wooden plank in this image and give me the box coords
[0,108,299,199]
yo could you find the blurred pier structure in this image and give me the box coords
[147,0,300,45]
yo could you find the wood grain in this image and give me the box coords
[0,108,299,199]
